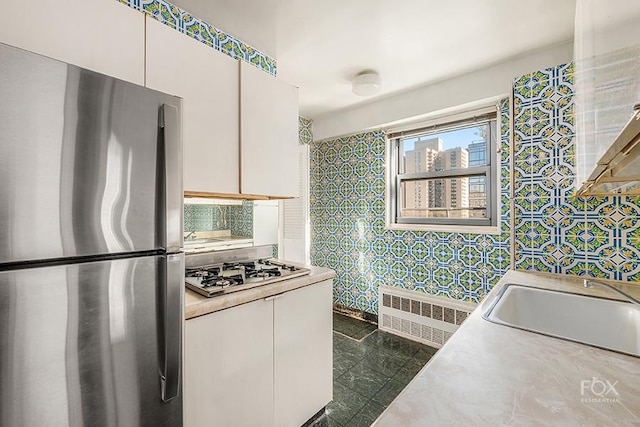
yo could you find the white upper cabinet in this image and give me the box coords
[240,61,300,198]
[146,17,240,195]
[0,0,144,85]
[574,0,640,194]
[254,200,279,246]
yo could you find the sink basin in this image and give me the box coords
[483,284,640,357]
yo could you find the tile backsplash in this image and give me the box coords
[183,204,224,232]
[184,202,254,237]
[513,63,640,281]
[227,201,254,238]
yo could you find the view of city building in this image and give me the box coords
[467,141,487,218]
[401,132,487,218]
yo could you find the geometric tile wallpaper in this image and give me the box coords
[183,204,225,232]
[183,201,278,257]
[310,99,512,313]
[311,62,640,315]
[116,0,277,75]
[184,202,254,238]
[513,63,640,281]
[227,201,254,238]
[299,116,313,145]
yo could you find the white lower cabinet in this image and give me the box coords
[185,298,274,427]
[274,280,333,426]
[185,279,333,427]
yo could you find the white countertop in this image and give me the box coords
[185,265,335,320]
[374,270,640,426]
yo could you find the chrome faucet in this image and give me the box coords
[584,279,640,307]
[184,231,197,241]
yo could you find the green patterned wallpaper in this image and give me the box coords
[184,202,254,237]
[299,116,313,145]
[228,201,254,238]
[512,63,640,280]
[310,62,640,316]
[310,99,512,314]
[117,0,276,75]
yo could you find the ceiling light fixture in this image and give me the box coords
[352,71,381,96]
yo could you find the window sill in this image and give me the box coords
[385,222,501,235]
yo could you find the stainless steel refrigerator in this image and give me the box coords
[0,43,184,426]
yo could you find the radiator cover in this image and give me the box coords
[378,286,476,348]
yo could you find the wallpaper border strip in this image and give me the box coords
[117,0,277,76]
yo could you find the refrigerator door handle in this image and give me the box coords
[159,104,183,253]
[159,252,184,402]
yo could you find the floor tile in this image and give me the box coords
[326,382,369,426]
[334,352,358,379]
[361,347,411,378]
[312,413,344,427]
[413,345,438,362]
[362,330,424,358]
[331,313,439,426]
[392,357,429,383]
[371,378,412,407]
[336,361,390,399]
[333,313,377,340]
[334,333,369,362]
[344,401,386,427]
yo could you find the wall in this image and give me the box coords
[299,116,313,145]
[513,63,640,281]
[116,0,276,75]
[310,100,512,314]
[310,62,640,315]
[312,42,573,141]
[227,202,254,238]
[184,204,226,232]
[183,202,254,236]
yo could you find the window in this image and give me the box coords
[387,110,498,229]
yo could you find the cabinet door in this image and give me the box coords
[146,17,240,195]
[253,200,279,246]
[240,61,299,198]
[185,298,274,427]
[274,280,333,426]
[0,0,144,85]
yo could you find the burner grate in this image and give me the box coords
[246,267,281,279]
[185,257,311,298]
[186,267,221,277]
[201,274,244,288]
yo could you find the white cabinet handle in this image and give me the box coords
[265,294,282,301]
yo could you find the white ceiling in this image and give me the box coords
[172,0,577,119]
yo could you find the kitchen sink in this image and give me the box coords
[483,284,640,357]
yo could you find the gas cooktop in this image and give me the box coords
[185,258,311,298]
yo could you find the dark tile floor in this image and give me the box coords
[314,313,438,427]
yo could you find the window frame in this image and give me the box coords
[386,109,499,231]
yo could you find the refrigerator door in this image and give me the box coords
[0,254,184,427]
[0,43,183,264]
